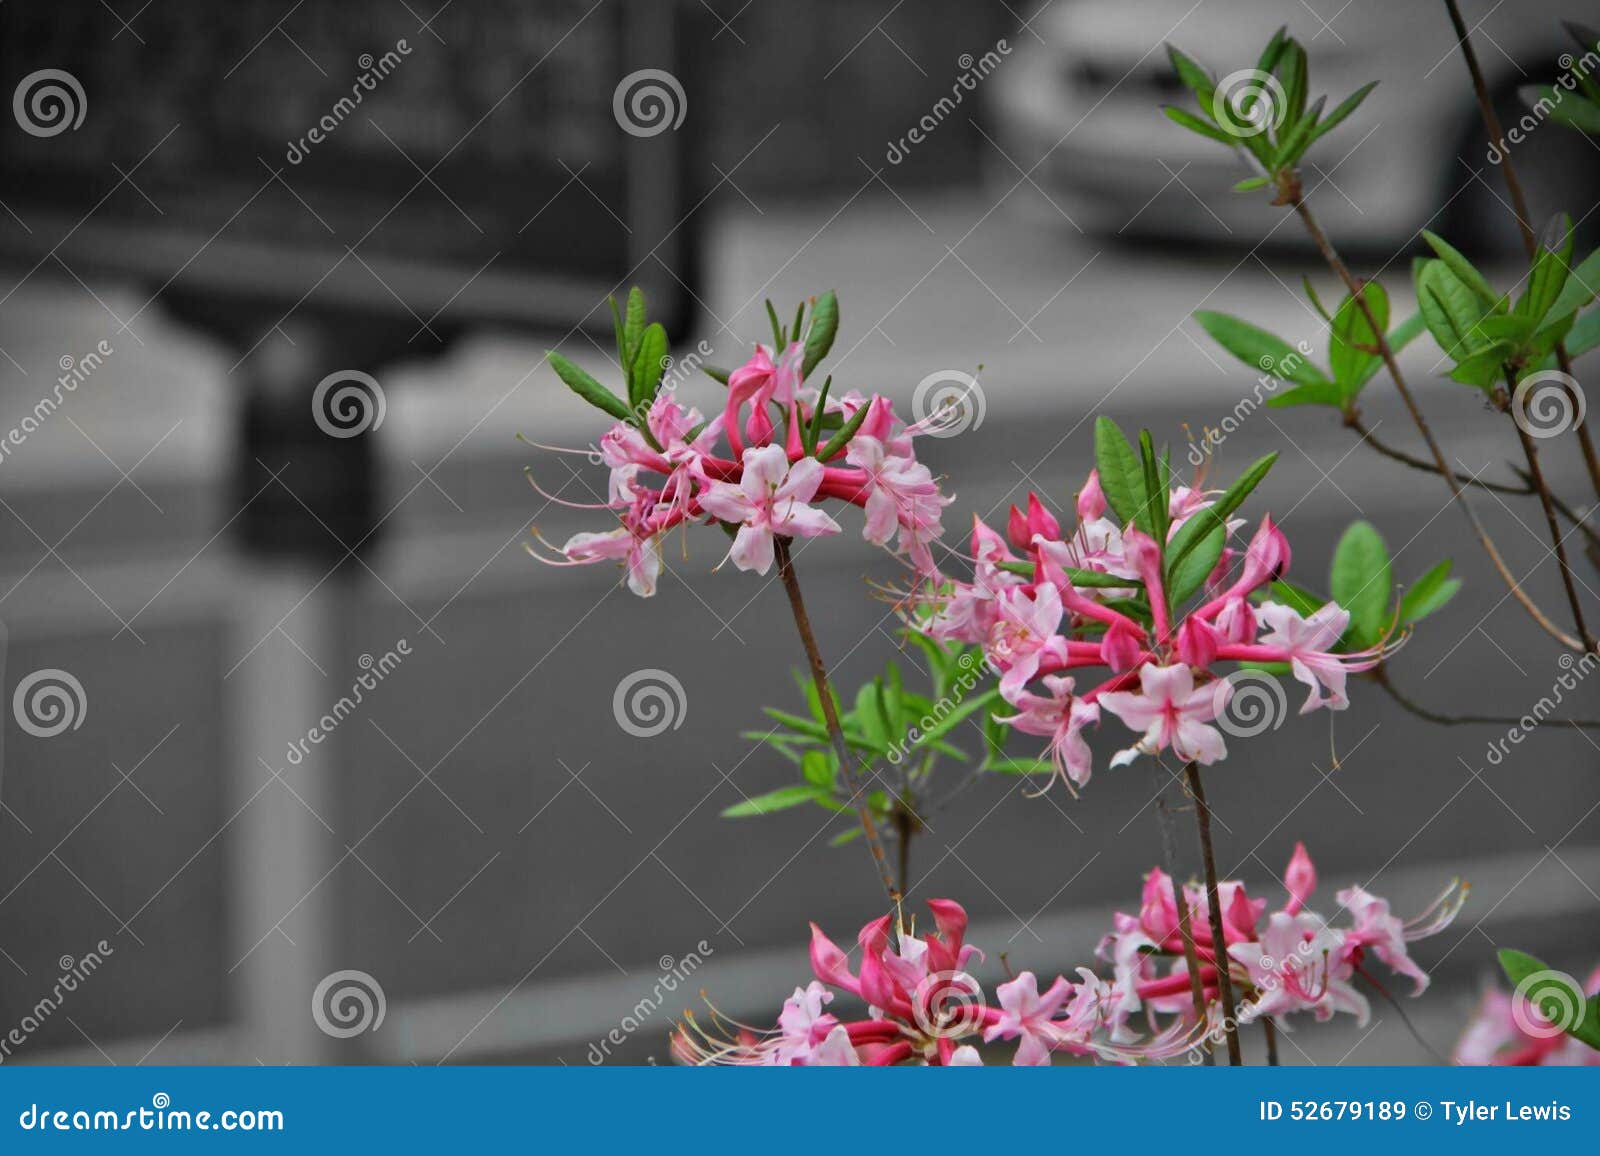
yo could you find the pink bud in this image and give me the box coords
[1101,617,1144,671]
[1285,842,1316,914]
[1027,493,1061,542]
[1077,469,1107,522]
[1176,616,1220,669]
[1007,504,1031,550]
[1240,515,1291,590]
[809,922,854,988]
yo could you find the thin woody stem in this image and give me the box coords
[1504,369,1595,649]
[1370,665,1600,729]
[1263,1017,1281,1066]
[1183,761,1242,1066]
[773,535,901,904]
[1442,0,1600,504]
[1291,194,1583,651]
[1152,770,1213,1065]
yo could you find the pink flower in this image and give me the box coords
[697,445,841,574]
[1284,841,1316,914]
[993,674,1100,792]
[1254,601,1361,712]
[845,435,951,571]
[1098,662,1229,767]
[986,584,1068,699]
[560,526,662,597]
[984,971,1077,1065]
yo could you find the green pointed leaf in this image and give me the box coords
[1420,232,1501,309]
[623,287,646,367]
[1164,452,1277,586]
[801,749,835,789]
[1448,343,1513,389]
[1329,283,1388,398]
[1233,175,1271,192]
[1416,259,1493,361]
[1398,559,1461,625]
[802,291,838,379]
[1094,416,1149,532]
[1304,80,1378,150]
[722,784,830,818]
[1330,521,1391,647]
[629,322,669,411]
[548,352,631,421]
[1266,578,1324,618]
[1544,248,1600,324]
[1168,519,1226,604]
[1165,104,1237,146]
[815,397,871,461]
[1194,311,1329,387]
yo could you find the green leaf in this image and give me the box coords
[1448,343,1513,389]
[721,784,829,818]
[1330,521,1392,647]
[1094,416,1149,531]
[1398,559,1461,625]
[1164,452,1277,585]
[985,757,1057,776]
[1233,175,1271,192]
[766,300,785,347]
[609,296,627,382]
[1557,308,1600,360]
[1194,311,1329,387]
[1497,950,1600,1051]
[854,682,889,753]
[1329,283,1388,399]
[1543,247,1600,324]
[1420,232,1501,309]
[1164,104,1237,146]
[905,688,1002,751]
[1168,519,1226,604]
[1518,221,1574,324]
[1304,81,1378,150]
[701,364,731,386]
[1166,44,1216,112]
[623,287,647,370]
[629,322,669,411]
[829,826,865,846]
[801,749,834,789]
[1274,94,1325,167]
[1416,259,1492,361]
[802,291,838,379]
[815,398,871,460]
[547,352,631,422]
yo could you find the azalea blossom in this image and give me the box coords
[531,314,954,594]
[907,464,1390,793]
[1094,843,1467,1050]
[675,899,1192,1066]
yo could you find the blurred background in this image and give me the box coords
[1,0,1598,1066]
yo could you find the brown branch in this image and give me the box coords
[1504,371,1595,650]
[1370,666,1600,729]
[1152,769,1213,1064]
[774,536,900,903]
[1443,0,1600,503]
[1290,194,1584,651]
[1184,761,1243,1065]
[1345,413,1532,496]
[1263,1017,1281,1066]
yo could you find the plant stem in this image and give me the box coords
[893,804,913,898]
[1183,761,1242,1065]
[1370,665,1600,729]
[1442,0,1600,504]
[1504,371,1595,650]
[1152,765,1213,1064]
[1344,414,1532,496]
[1291,194,1583,651]
[773,536,901,904]
[1263,1017,1280,1066]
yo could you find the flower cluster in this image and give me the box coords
[1455,966,1600,1066]
[1097,843,1467,1044]
[915,439,1390,792]
[530,295,950,595]
[673,899,1189,1066]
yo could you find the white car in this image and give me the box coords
[990,0,1600,254]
